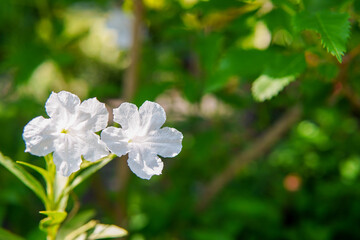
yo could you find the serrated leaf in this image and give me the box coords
[88,224,128,239]
[251,54,306,101]
[252,75,295,101]
[293,11,350,63]
[0,152,48,207]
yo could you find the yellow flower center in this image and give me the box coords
[61,129,69,134]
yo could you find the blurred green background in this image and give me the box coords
[1,0,360,239]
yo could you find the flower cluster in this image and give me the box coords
[23,91,183,179]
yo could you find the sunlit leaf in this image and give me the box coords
[58,210,96,240]
[74,233,87,240]
[88,224,127,239]
[251,54,306,101]
[64,220,127,240]
[64,220,97,240]
[252,75,295,101]
[293,11,350,63]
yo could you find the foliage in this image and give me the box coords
[1,0,360,239]
[293,11,351,63]
[0,152,125,239]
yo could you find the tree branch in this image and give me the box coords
[122,0,143,101]
[197,104,303,211]
[330,43,360,109]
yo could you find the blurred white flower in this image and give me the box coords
[101,101,183,179]
[23,91,109,176]
[106,10,134,49]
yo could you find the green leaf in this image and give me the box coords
[16,161,50,183]
[64,220,97,240]
[0,228,25,240]
[266,54,306,78]
[219,49,272,77]
[252,75,295,101]
[0,152,48,207]
[252,54,306,101]
[74,233,87,240]
[195,33,223,73]
[1,42,47,84]
[39,211,67,236]
[205,49,272,92]
[40,211,67,228]
[191,229,233,240]
[64,221,127,240]
[88,224,127,239]
[293,11,350,63]
[58,210,96,240]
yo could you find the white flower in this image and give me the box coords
[23,91,109,176]
[101,101,183,179]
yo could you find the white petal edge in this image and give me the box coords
[127,147,164,180]
[79,97,109,132]
[138,101,166,135]
[144,127,183,158]
[113,102,140,135]
[23,116,56,156]
[81,132,109,162]
[53,134,83,176]
[45,91,81,120]
[101,127,130,157]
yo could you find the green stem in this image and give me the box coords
[47,232,56,240]
[44,155,64,240]
[47,236,55,240]
[41,154,116,239]
[45,155,56,210]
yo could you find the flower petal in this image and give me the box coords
[101,127,129,157]
[69,109,92,131]
[127,146,163,180]
[143,127,183,158]
[79,97,109,132]
[23,116,56,156]
[45,91,80,121]
[53,134,83,176]
[113,102,140,135]
[81,132,109,162]
[139,101,166,134]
